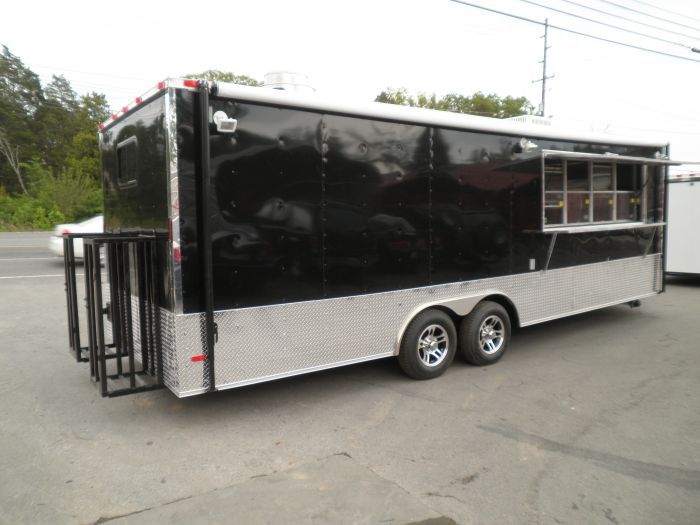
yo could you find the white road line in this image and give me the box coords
[0,257,56,261]
[0,273,84,280]
[0,246,48,248]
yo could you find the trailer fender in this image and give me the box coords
[393,292,514,355]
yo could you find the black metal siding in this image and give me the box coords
[175,93,662,313]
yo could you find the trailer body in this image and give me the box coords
[65,80,675,397]
[666,173,700,275]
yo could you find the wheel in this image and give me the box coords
[398,309,457,380]
[459,301,511,366]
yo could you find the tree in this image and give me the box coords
[184,69,261,86]
[375,88,534,118]
[0,47,111,228]
[67,92,110,181]
[0,46,43,190]
[35,74,83,173]
[0,128,29,195]
[77,92,110,129]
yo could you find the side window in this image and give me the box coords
[117,137,138,187]
[543,159,643,228]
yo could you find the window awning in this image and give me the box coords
[541,149,692,166]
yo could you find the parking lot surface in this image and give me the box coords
[1,232,698,524]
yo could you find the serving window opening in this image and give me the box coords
[543,158,644,228]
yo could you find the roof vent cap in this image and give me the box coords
[262,71,315,93]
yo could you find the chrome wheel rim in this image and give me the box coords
[479,315,505,355]
[417,324,449,367]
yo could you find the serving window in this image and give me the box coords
[543,158,644,228]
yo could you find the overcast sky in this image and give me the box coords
[2,0,699,172]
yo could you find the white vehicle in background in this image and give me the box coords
[667,173,700,275]
[49,215,104,258]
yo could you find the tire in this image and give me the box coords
[398,309,457,380]
[459,301,511,366]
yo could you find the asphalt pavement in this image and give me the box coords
[0,232,68,279]
[0,232,699,525]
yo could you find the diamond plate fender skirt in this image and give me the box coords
[160,254,661,397]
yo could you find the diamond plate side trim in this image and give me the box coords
[168,254,661,397]
[172,314,207,395]
[159,307,178,392]
[120,295,179,392]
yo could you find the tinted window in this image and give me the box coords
[117,137,137,186]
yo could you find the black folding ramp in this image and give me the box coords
[63,233,165,397]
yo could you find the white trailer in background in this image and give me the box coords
[667,173,700,275]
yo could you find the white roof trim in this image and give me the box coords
[211,81,668,148]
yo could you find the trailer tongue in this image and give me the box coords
[63,78,677,397]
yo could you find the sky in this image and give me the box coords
[2,0,699,172]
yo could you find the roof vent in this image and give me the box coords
[262,71,315,93]
[507,115,552,126]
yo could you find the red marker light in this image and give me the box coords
[173,246,181,263]
[98,123,105,130]
[112,114,118,120]
[157,81,166,90]
[135,97,143,104]
[191,354,206,362]
[122,106,129,113]
[183,79,199,88]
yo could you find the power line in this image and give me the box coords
[28,63,151,83]
[624,0,700,25]
[448,0,700,63]
[556,0,700,42]
[595,0,700,35]
[522,0,698,50]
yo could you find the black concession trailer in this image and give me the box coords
[63,78,678,397]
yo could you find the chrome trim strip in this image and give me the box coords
[543,222,665,233]
[203,353,394,396]
[165,88,184,315]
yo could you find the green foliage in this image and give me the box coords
[35,75,81,172]
[185,69,261,86]
[0,47,110,230]
[0,45,44,189]
[375,87,534,118]
[0,161,101,230]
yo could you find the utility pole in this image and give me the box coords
[532,18,554,117]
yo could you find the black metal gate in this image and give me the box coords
[63,233,165,397]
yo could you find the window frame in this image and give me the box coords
[542,157,648,229]
[116,136,139,188]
